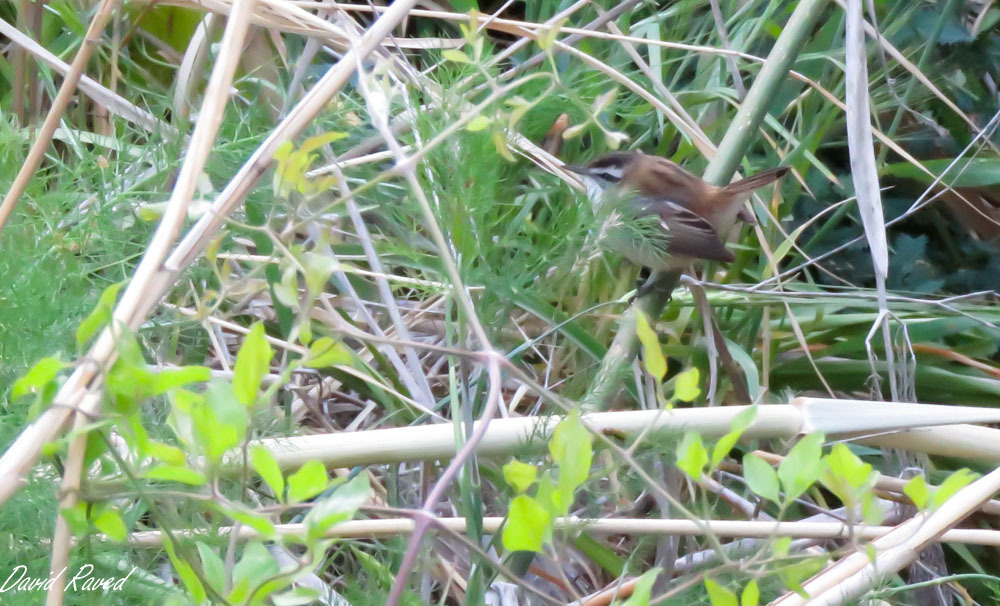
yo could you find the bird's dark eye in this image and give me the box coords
[591,167,623,183]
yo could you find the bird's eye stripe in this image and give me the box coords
[592,168,623,182]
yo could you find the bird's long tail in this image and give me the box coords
[721,166,790,195]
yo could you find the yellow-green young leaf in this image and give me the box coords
[777,432,825,502]
[304,474,370,541]
[503,459,537,494]
[215,502,277,539]
[778,556,827,594]
[145,465,207,486]
[741,580,760,606]
[164,536,207,604]
[302,251,337,294]
[11,355,65,400]
[466,115,491,131]
[232,323,274,406]
[306,337,352,368]
[772,536,792,559]
[275,265,300,307]
[535,18,565,51]
[228,542,279,604]
[272,140,295,197]
[145,440,186,466]
[592,87,618,112]
[822,443,874,500]
[861,492,884,525]
[620,568,660,606]
[635,312,666,380]
[250,446,285,501]
[673,367,701,401]
[743,453,780,503]
[562,122,589,140]
[704,577,737,606]
[604,130,629,150]
[929,468,978,511]
[502,495,549,553]
[94,508,128,542]
[61,503,89,535]
[442,49,471,63]
[549,409,593,513]
[76,280,126,349]
[288,460,329,503]
[903,474,930,509]
[676,431,708,480]
[493,131,516,162]
[865,543,877,562]
[151,365,212,395]
[711,406,757,469]
[299,131,348,155]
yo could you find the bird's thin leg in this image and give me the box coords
[631,267,671,304]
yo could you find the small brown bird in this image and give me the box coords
[567,152,789,270]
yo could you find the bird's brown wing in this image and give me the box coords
[647,200,735,262]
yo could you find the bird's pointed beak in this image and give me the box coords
[563,164,588,175]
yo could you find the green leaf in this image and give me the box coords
[772,536,792,559]
[228,542,279,603]
[704,577,738,606]
[619,568,660,606]
[741,580,760,606]
[635,312,667,380]
[274,265,300,307]
[676,431,708,480]
[929,468,978,511]
[304,474,370,541]
[299,131,348,155]
[250,446,285,501]
[673,367,701,402]
[824,443,873,490]
[493,131,516,162]
[11,356,65,400]
[883,157,1000,187]
[233,323,274,406]
[777,433,825,503]
[305,337,352,368]
[76,280,126,349]
[145,440,186,466]
[503,459,537,494]
[711,406,757,469]
[144,465,208,486]
[549,409,593,514]
[466,115,491,131]
[820,443,875,507]
[903,474,930,510]
[164,538,207,603]
[743,453,780,502]
[61,503,89,535]
[197,542,227,595]
[198,381,247,462]
[778,556,827,594]
[502,495,549,553]
[93,508,128,542]
[215,503,277,539]
[302,252,337,294]
[287,460,329,503]
[442,49,471,63]
[151,366,212,395]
